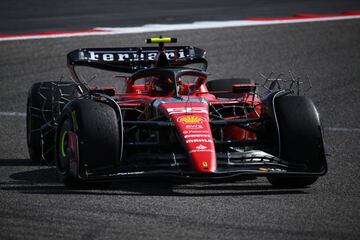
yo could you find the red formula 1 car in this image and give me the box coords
[27,37,327,188]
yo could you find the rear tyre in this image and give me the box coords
[56,99,119,189]
[206,78,254,98]
[26,81,79,165]
[267,96,326,188]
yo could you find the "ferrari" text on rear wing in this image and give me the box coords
[67,46,207,73]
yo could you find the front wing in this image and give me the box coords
[73,150,327,182]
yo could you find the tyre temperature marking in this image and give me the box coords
[71,111,79,131]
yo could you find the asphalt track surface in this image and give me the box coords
[1,0,360,34]
[1,6,360,240]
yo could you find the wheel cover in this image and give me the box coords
[58,118,72,173]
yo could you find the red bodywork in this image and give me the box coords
[110,78,261,174]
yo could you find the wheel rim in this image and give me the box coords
[57,118,72,173]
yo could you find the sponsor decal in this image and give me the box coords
[177,115,205,124]
[167,107,208,115]
[184,134,211,139]
[183,130,209,134]
[186,139,213,143]
[259,167,286,172]
[196,144,207,150]
[185,124,203,129]
[113,171,145,176]
[86,50,185,62]
[189,149,214,153]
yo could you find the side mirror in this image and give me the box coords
[232,84,256,99]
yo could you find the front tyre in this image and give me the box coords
[56,98,120,188]
[267,96,326,188]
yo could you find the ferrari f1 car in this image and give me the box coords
[27,37,327,188]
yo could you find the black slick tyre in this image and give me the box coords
[56,98,120,189]
[26,81,79,165]
[267,96,326,188]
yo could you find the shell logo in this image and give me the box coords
[177,115,204,124]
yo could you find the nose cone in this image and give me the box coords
[160,102,216,173]
[178,115,216,173]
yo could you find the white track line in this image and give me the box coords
[325,127,360,133]
[0,112,26,117]
[95,15,360,32]
[0,15,360,42]
[1,111,359,133]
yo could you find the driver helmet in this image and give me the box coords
[152,76,173,95]
[151,76,183,95]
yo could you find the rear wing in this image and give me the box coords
[67,46,207,73]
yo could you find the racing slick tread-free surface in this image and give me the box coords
[26,81,78,165]
[56,98,119,188]
[267,96,327,188]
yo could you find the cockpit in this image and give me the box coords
[127,68,208,97]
